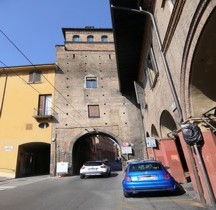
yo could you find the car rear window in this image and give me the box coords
[129,163,163,172]
[84,161,103,166]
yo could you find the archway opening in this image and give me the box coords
[72,132,121,175]
[190,8,216,116]
[160,110,188,173]
[16,142,50,178]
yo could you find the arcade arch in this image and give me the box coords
[160,110,188,172]
[190,8,216,117]
[160,110,177,138]
[151,124,159,138]
[181,5,216,119]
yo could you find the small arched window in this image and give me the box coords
[73,35,80,42]
[101,35,108,42]
[87,35,94,42]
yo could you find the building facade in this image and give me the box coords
[50,27,144,176]
[0,64,56,178]
[110,0,216,207]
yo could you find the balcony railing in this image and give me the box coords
[33,108,58,121]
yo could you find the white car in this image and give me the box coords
[80,160,111,179]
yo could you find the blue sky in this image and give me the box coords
[0,0,112,67]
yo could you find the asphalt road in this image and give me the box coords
[0,172,213,210]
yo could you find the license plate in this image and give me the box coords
[88,168,98,171]
[138,176,157,181]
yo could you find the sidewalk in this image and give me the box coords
[0,176,13,182]
[181,182,199,200]
[181,182,216,210]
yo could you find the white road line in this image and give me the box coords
[0,186,15,191]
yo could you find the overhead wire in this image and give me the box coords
[0,60,40,94]
[0,60,83,127]
[0,29,88,124]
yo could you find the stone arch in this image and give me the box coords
[160,110,177,138]
[181,2,216,118]
[87,35,94,42]
[151,124,159,138]
[70,130,121,175]
[160,110,188,172]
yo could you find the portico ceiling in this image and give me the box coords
[110,0,152,94]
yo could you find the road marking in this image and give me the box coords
[0,186,15,191]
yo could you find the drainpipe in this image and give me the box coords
[111,5,183,123]
[134,81,148,160]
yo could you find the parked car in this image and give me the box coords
[80,160,111,179]
[122,160,176,197]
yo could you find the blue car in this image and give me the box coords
[122,160,176,197]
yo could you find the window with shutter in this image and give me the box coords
[88,105,100,118]
[38,94,52,116]
[146,47,159,88]
[29,71,41,83]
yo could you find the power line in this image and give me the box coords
[0,60,40,94]
[0,60,83,127]
[0,29,88,124]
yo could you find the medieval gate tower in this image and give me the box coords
[50,27,144,175]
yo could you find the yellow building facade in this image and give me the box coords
[0,64,56,178]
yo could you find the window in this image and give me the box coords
[73,35,80,42]
[38,94,52,116]
[87,35,94,42]
[86,76,97,88]
[88,105,100,118]
[146,48,159,88]
[101,35,108,42]
[129,163,162,172]
[29,71,41,83]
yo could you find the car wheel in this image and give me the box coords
[108,171,111,176]
[80,174,85,179]
[123,191,130,198]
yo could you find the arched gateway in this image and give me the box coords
[51,27,145,176]
[72,131,120,175]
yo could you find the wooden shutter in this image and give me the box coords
[38,95,45,115]
[88,105,100,118]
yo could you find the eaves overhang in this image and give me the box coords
[110,0,152,94]
[0,63,57,74]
